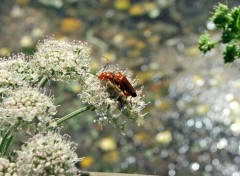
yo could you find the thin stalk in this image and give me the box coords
[56,105,92,126]
[38,76,49,88]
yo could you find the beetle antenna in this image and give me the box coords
[102,56,110,71]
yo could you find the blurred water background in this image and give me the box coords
[1,0,240,175]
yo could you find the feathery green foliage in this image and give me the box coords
[199,3,240,63]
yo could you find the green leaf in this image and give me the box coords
[223,44,237,63]
[211,3,231,29]
[198,33,217,54]
[0,130,11,154]
[236,11,240,31]
[3,135,14,155]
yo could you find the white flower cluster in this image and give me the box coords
[0,86,57,131]
[80,73,111,107]
[0,38,93,132]
[0,69,25,94]
[32,38,91,82]
[0,38,147,132]
[0,157,17,176]
[0,53,39,84]
[16,131,80,176]
[79,67,148,131]
[0,38,147,174]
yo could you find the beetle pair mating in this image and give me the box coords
[98,71,137,98]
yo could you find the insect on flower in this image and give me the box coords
[98,71,137,97]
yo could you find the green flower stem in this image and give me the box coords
[56,105,93,126]
[38,76,49,88]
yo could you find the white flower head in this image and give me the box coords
[0,53,39,83]
[79,66,148,131]
[0,69,27,94]
[0,86,57,131]
[16,130,80,176]
[32,38,91,82]
[0,157,17,175]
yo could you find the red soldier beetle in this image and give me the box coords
[98,71,137,98]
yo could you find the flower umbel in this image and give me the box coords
[79,67,147,131]
[16,130,80,175]
[0,69,26,95]
[32,38,91,82]
[0,157,17,175]
[0,53,39,83]
[0,86,57,131]
[0,37,148,172]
